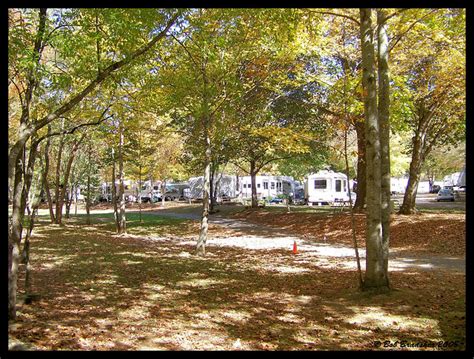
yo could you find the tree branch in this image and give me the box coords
[308,9,360,25]
[388,9,439,53]
[34,109,112,146]
[33,10,182,133]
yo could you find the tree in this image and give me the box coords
[358,8,394,291]
[152,9,268,255]
[395,9,465,214]
[359,8,387,290]
[8,8,182,320]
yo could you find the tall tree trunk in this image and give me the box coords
[111,148,119,231]
[161,180,166,207]
[344,129,363,288]
[85,141,92,225]
[196,134,211,256]
[377,8,391,283]
[353,118,367,212]
[10,135,41,319]
[209,163,216,213]
[138,164,142,224]
[196,62,211,256]
[57,133,85,225]
[23,157,43,297]
[8,145,26,320]
[54,119,65,224]
[399,136,424,214]
[359,8,389,291]
[65,188,72,219]
[250,160,258,208]
[117,123,126,234]
[43,125,55,223]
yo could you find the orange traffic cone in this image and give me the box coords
[293,240,298,254]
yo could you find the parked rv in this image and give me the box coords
[304,170,354,206]
[188,175,238,201]
[239,175,296,201]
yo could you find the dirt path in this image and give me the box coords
[137,208,465,273]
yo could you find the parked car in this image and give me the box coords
[268,197,284,204]
[430,184,441,193]
[140,195,151,203]
[436,188,454,202]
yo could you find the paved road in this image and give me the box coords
[393,193,466,211]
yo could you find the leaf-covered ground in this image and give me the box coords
[9,207,465,351]
[233,209,465,257]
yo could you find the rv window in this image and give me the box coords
[263,182,268,189]
[271,182,275,189]
[257,183,261,188]
[335,180,341,192]
[276,182,282,190]
[314,180,327,189]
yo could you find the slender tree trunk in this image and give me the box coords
[10,135,41,318]
[86,176,91,225]
[111,148,119,231]
[196,134,211,256]
[161,180,166,207]
[117,123,126,234]
[209,163,216,213]
[213,168,224,209]
[360,8,389,291]
[353,118,367,212]
[23,177,42,297]
[399,137,423,214]
[85,141,92,225]
[377,8,391,281]
[344,129,363,288]
[8,145,26,320]
[138,165,142,224]
[250,160,258,208]
[57,133,85,225]
[65,190,72,219]
[43,126,55,223]
[74,183,78,216]
[54,119,65,224]
[196,63,212,256]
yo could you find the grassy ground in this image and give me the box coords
[9,206,466,351]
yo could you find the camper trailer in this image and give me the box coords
[187,175,238,201]
[443,172,461,189]
[239,175,296,201]
[304,170,354,206]
[99,179,140,202]
[138,180,162,203]
[390,177,408,194]
[164,183,189,201]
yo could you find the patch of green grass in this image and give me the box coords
[416,207,465,214]
[51,212,197,238]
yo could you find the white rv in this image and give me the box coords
[304,170,354,205]
[187,175,238,201]
[443,172,461,189]
[138,180,162,202]
[390,177,408,194]
[239,175,296,200]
